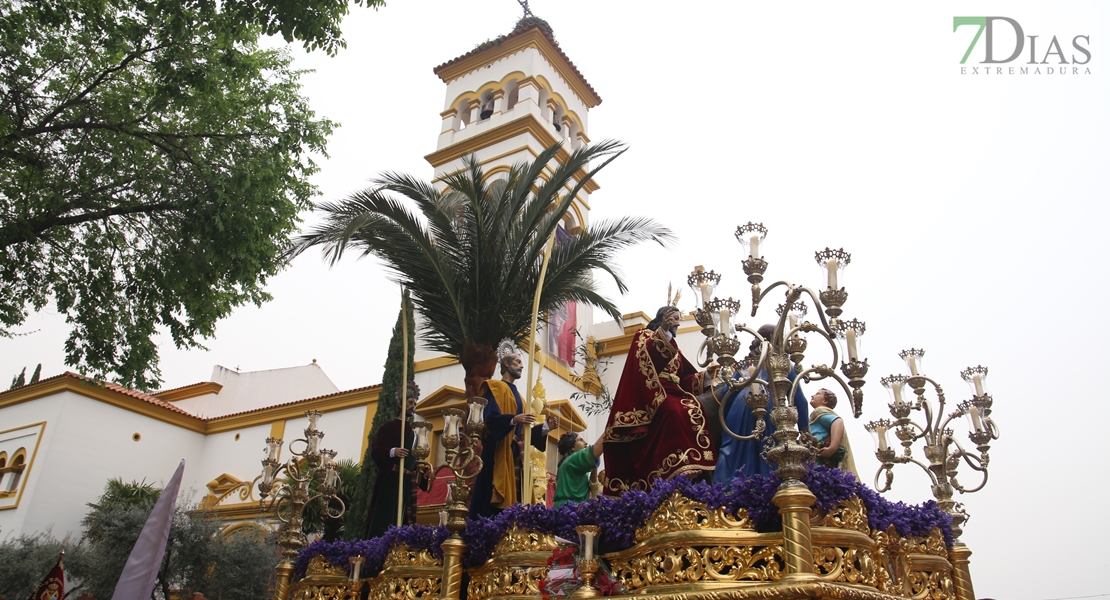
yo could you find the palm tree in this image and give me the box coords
[291,140,673,396]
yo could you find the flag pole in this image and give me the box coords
[522,230,558,505]
[397,287,409,527]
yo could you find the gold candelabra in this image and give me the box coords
[257,410,346,600]
[689,223,870,579]
[864,357,999,542]
[438,396,488,600]
[689,223,869,486]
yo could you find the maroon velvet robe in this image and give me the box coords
[600,327,716,493]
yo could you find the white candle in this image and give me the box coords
[826,259,839,289]
[748,365,761,395]
[719,308,731,335]
[749,235,760,258]
[908,355,919,376]
[267,441,280,461]
[699,281,711,305]
[263,463,274,485]
[877,425,888,451]
[892,381,903,403]
[969,406,984,432]
[439,510,448,525]
[846,329,858,361]
[972,374,985,397]
[444,413,460,439]
[789,313,798,331]
[583,530,595,561]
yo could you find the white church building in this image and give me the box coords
[0,21,709,541]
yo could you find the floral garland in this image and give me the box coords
[295,467,951,579]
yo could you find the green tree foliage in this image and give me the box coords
[8,363,41,388]
[290,457,361,540]
[0,531,85,600]
[9,366,24,389]
[291,141,674,397]
[72,478,277,600]
[0,0,348,390]
[345,295,416,539]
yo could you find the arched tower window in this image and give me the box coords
[552,106,566,134]
[479,90,495,121]
[504,80,519,111]
[455,98,472,130]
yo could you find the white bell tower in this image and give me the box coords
[425,20,602,234]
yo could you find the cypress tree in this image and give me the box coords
[344,292,415,539]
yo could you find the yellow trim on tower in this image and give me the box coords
[430,145,599,202]
[434,28,602,108]
[425,113,601,194]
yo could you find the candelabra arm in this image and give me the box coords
[954,465,990,494]
[872,465,894,492]
[797,286,840,338]
[719,406,768,441]
[752,280,792,315]
[323,495,347,519]
[790,365,853,402]
[696,338,713,369]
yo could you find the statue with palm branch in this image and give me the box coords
[470,340,557,518]
[365,382,432,537]
[290,140,672,402]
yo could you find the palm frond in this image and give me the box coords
[291,141,671,362]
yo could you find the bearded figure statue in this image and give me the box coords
[599,306,717,493]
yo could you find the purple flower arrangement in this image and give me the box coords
[296,467,951,580]
[294,524,449,578]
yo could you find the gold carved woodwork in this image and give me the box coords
[298,496,959,600]
[366,544,443,600]
[492,525,561,557]
[635,492,754,543]
[290,556,359,600]
[305,555,346,577]
[467,564,549,600]
[468,527,559,600]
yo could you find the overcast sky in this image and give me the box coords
[5,2,1108,598]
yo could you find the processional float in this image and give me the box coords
[263,223,1000,600]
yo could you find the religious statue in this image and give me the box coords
[599,306,717,493]
[366,382,431,538]
[470,339,556,518]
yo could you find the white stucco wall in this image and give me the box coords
[0,391,206,540]
[194,423,275,494]
[180,364,340,418]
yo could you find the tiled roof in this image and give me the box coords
[212,383,382,420]
[1,371,380,422]
[433,23,601,106]
[154,380,210,395]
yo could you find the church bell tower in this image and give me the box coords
[425,19,602,234]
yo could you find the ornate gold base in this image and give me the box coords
[291,494,966,600]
